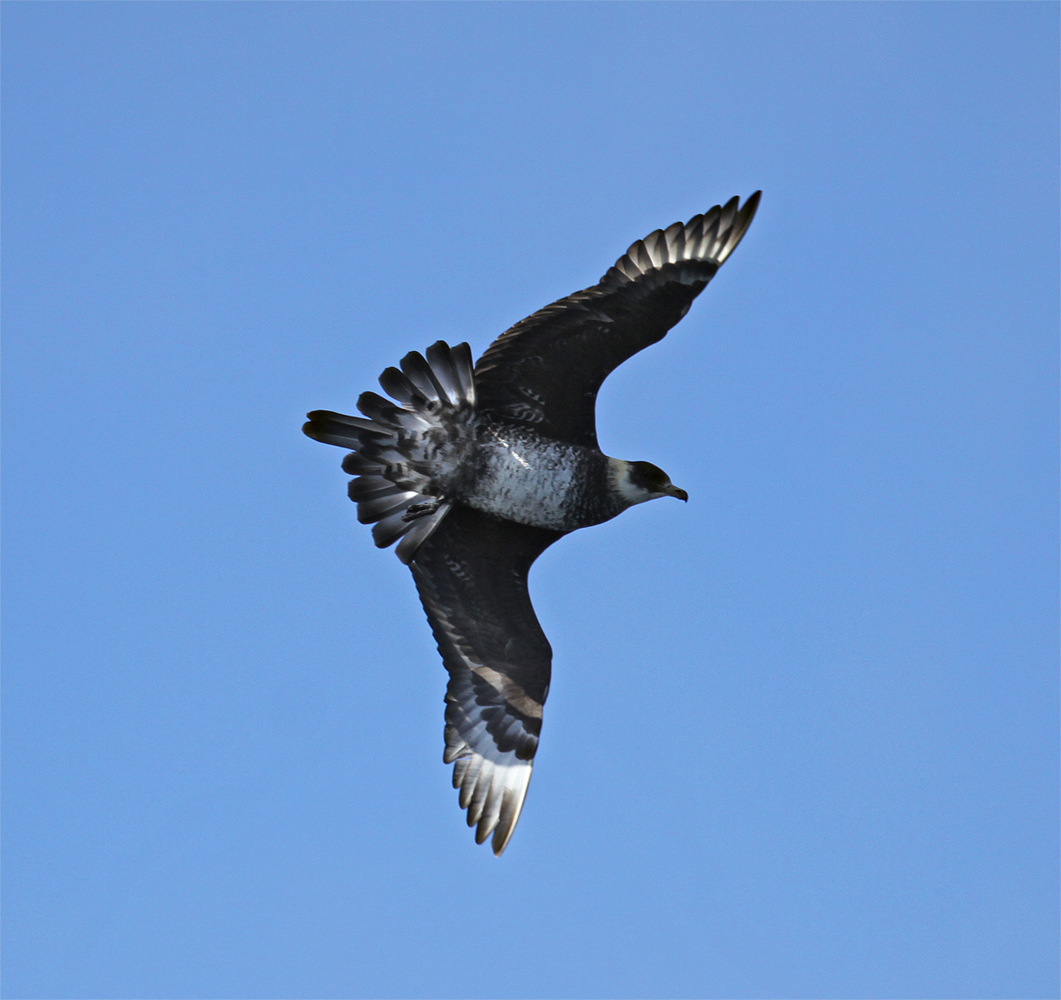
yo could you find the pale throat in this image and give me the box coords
[607,458,656,507]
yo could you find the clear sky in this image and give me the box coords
[3,4,1057,999]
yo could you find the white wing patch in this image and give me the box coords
[601,193,760,286]
[445,729,533,856]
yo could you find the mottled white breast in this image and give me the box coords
[462,426,588,531]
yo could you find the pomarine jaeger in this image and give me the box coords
[304,192,760,854]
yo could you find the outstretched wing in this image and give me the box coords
[409,505,563,855]
[474,192,760,449]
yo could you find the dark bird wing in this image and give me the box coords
[474,192,760,449]
[409,504,562,855]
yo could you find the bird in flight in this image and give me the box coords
[304,193,760,855]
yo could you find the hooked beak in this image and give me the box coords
[665,484,689,502]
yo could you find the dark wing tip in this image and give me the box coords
[706,190,761,266]
[726,190,761,258]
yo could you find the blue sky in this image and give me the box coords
[3,4,1057,999]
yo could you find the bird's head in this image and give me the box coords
[610,459,689,509]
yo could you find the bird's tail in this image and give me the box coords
[304,341,476,564]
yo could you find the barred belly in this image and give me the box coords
[459,426,601,532]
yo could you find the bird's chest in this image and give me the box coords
[455,428,613,531]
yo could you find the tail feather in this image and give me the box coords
[341,452,384,475]
[425,342,458,400]
[426,340,476,406]
[355,490,421,524]
[356,391,397,422]
[387,408,434,433]
[395,501,454,564]
[400,350,447,403]
[378,367,424,406]
[304,340,476,564]
[449,342,477,405]
[348,476,407,501]
[302,410,381,449]
[371,509,411,548]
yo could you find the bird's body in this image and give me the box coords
[376,411,621,531]
[453,426,615,531]
[305,193,760,853]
